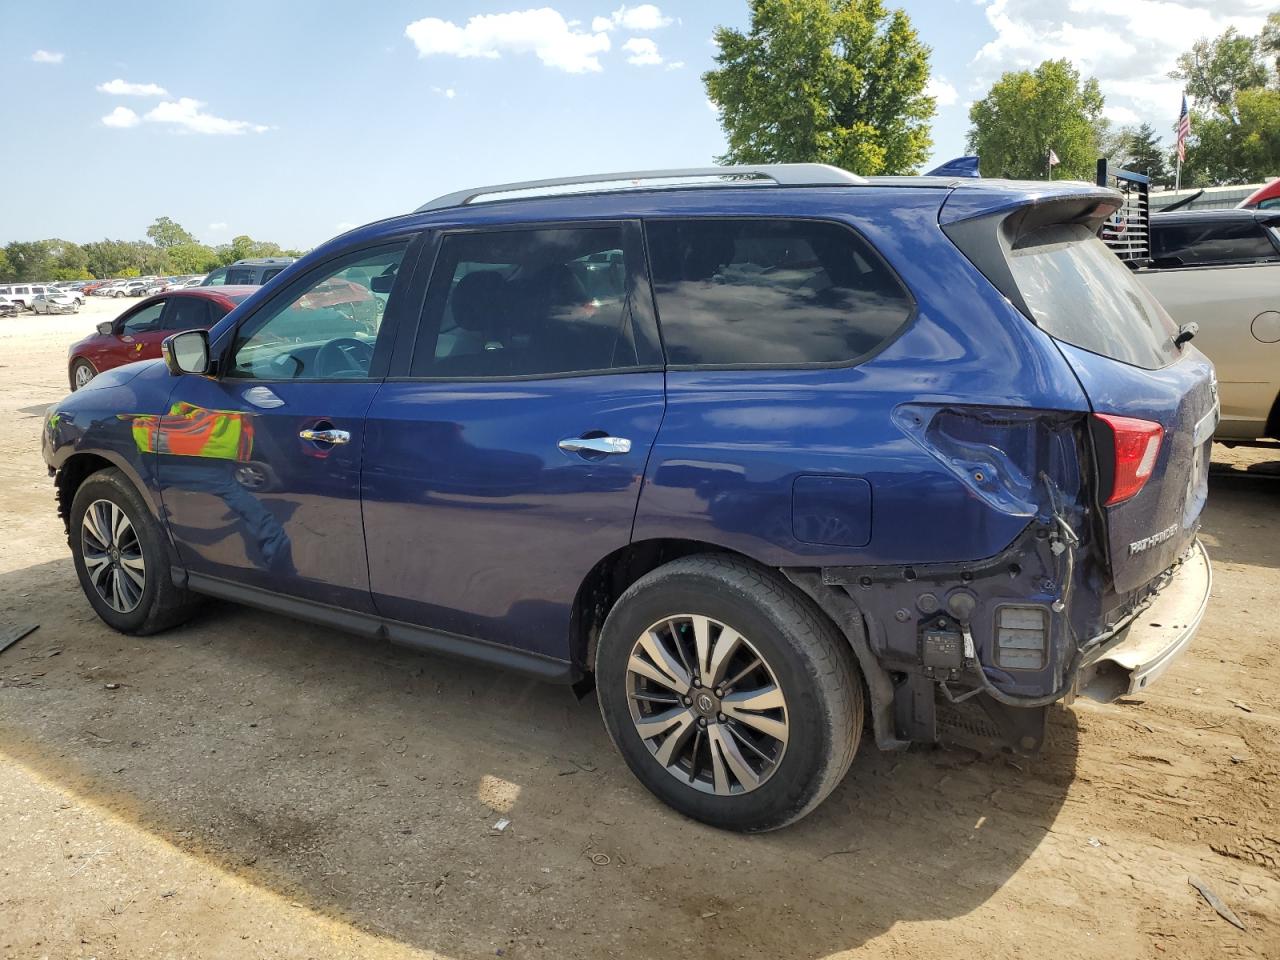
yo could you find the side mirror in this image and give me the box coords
[96,320,113,336]
[162,329,211,376]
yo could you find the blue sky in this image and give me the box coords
[1,1,1271,249]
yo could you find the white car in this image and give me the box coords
[31,291,79,315]
[1141,209,1280,443]
[1,283,55,309]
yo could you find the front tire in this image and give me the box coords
[596,554,863,832]
[69,468,199,635]
[70,359,96,391]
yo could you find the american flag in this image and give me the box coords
[1176,93,1191,163]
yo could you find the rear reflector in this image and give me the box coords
[1094,413,1163,505]
[995,605,1049,671]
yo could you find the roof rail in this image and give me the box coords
[415,163,866,212]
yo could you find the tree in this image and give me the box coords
[1262,12,1280,76]
[217,235,285,265]
[703,0,936,175]
[82,239,167,279]
[163,242,222,275]
[1184,88,1280,185]
[967,60,1104,181]
[0,249,13,283]
[3,240,58,280]
[145,216,196,249]
[1096,117,1134,169]
[1170,27,1267,115]
[1126,122,1170,186]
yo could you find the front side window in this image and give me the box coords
[1152,219,1279,266]
[228,244,406,380]
[203,268,228,286]
[645,219,914,366]
[122,301,166,334]
[410,225,660,378]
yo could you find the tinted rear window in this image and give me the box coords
[1152,219,1278,266]
[1008,224,1179,370]
[646,219,913,366]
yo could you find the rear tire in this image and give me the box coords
[596,554,863,832]
[69,468,200,635]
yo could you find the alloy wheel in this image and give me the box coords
[80,499,145,613]
[74,363,94,389]
[625,614,789,796]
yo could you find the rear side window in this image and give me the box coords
[161,297,211,331]
[1152,219,1278,266]
[645,219,913,366]
[410,225,661,379]
[224,267,255,285]
[1008,223,1178,370]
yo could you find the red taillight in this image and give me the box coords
[1095,414,1164,505]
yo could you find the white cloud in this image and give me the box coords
[623,37,663,66]
[1103,104,1141,125]
[97,78,168,96]
[102,106,140,129]
[144,97,270,135]
[592,4,672,32]
[405,9,611,74]
[971,0,1272,131]
[926,77,958,107]
[31,49,64,64]
[432,85,458,99]
[208,222,228,232]
[665,60,685,71]
[706,96,719,114]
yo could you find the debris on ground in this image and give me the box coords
[0,624,39,657]
[1188,875,1247,931]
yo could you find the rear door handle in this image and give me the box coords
[299,428,351,445]
[558,436,631,456]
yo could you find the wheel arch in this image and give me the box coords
[54,450,164,542]
[569,537,897,750]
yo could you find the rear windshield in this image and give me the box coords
[1007,223,1179,370]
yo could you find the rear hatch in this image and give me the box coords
[942,186,1218,596]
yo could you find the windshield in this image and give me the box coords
[1007,223,1180,370]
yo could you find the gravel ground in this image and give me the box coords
[1,302,1278,959]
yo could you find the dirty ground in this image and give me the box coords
[1,307,1277,959]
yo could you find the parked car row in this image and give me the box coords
[0,283,82,311]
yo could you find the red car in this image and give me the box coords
[67,286,257,391]
[1238,180,1280,209]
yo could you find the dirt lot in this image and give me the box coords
[1,301,1277,959]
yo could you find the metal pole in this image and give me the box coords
[1175,158,1182,192]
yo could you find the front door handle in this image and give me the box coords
[299,428,351,445]
[558,436,631,456]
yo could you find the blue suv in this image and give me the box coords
[43,165,1216,831]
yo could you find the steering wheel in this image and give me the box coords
[314,337,374,378]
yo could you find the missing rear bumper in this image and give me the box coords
[1076,539,1211,702]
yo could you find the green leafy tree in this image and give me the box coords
[3,240,58,280]
[0,248,13,282]
[163,242,222,275]
[967,59,1104,180]
[703,0,936,175]
[1170,27,1267,115]
[1262,12,1280,76]
[145,216,197,249]
[1184,88,1280,185]
[83,239,168,279]
[1126,122,1170,186]
[217,235,286,265]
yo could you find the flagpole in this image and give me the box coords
[1176,158,1181,192]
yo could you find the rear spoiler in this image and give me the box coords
[940,187,1123,325]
